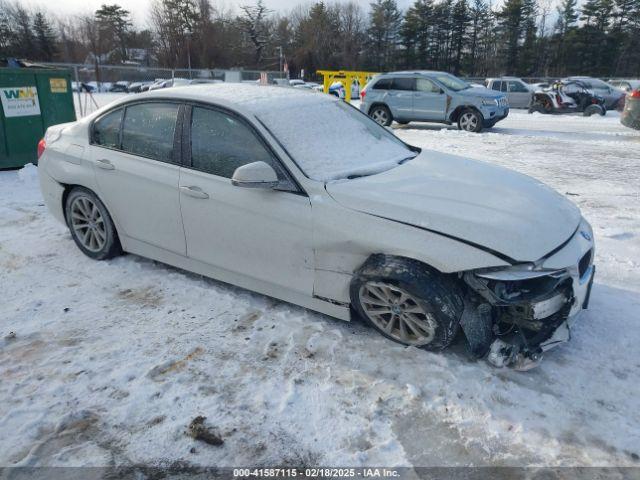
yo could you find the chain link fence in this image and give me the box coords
[42,63,287,92]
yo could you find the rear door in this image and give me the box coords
[412,78,447,121]
[89,101,186,254]
[387,77,415,119]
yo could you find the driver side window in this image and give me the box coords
[190,107,278,179]
[508,81,529,93]
[416,78,440,93]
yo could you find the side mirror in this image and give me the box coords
[231,161,279,189]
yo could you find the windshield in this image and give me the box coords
[434,73,470,91]
[256,98,416,182]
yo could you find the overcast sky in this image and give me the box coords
[19,0,416,26]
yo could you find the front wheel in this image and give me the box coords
[457,109,483,133]
[351,256,463,350]
[65,187,122,260]
[369,105,392,127]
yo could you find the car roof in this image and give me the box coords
[108,83,334,116]
[384,70,448,76]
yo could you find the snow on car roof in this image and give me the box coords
[144,83,416,182]
[146,82,320,110]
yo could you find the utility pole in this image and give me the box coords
[278,46,283,76]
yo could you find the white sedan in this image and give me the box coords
[37,84,595,369]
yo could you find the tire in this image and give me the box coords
[65,187,122,260]
[583,105,600,117]
[369,105,392,127]
[457,109,483,133]
[350,255,464,350]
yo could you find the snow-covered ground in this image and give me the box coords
[1,96,639,468]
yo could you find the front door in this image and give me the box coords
[178,105,314,295]
[507,80,532,108]
[413,78,447,121]
[90,102,186,255]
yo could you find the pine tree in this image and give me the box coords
[366,0,402,70]
[32,12,57,61]
[95,4,132,62]
[13,6,35,59]
[450,0,470,74]
[496,0,524,74]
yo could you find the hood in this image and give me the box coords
[326,151,581,263]
[458,86,504,99]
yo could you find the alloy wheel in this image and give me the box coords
[359,282,437,346]
[70,195,107,253]
[371,108,389,126]
[459,112,479,131]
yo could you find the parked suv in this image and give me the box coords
[486,77,533,108]
[360,71,509,133]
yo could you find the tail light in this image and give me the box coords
[37,138,46,159]
[630,89,640,98]
[361,88,366,101]
[556,93,562,104]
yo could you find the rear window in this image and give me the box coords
[373,78,392,90]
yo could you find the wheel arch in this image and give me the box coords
[367,102,391,116]
[448,104,482,123]
[61,183,126,248]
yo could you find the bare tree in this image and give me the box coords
[239,0,272,66]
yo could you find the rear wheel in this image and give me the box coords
[457,109,483,133]
[65,187,122,260]
[351,256,463,350]
[369,105,392,127]
[583,104,604,117]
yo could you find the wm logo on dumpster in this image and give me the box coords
[3,87,37,100]
[0,86,40,117]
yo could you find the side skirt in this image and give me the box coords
[121,235,352,322]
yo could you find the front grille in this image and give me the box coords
[579,249,593,278]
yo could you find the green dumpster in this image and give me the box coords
[0,67,76,169]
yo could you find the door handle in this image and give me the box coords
[180,185,209,199]
[96,158,115,170]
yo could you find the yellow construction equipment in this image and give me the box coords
[316,70,379,102]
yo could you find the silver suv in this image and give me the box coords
[360,71,509,133]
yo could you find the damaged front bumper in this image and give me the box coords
[460,220,595,369]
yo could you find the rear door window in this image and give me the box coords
[121,103,179,162]
[93,109,122,148]
[391,77,415,91]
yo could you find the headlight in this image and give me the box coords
[482,98,498,106]
[474,263,567,281]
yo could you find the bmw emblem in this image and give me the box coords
[580,230,592,241]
